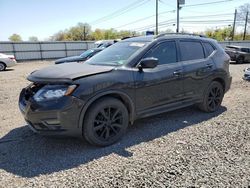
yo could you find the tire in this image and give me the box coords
[236,56,244,64]
[0,62,6,71]
[198,81,224,113]
[83,97,129,146]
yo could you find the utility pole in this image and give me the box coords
[176,0,180,33]
[156,0,158,35]
[231,9,237,41]
[83,25,86,41]
[243,11,249,40]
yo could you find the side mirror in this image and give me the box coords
[137,57,158,71]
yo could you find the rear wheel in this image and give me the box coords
[198,81,224,112]
[83,97,129,146]
[0,62,6,71]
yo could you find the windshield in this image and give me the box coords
[226,46,240,51]
[80,49,95,58]
[86,41,148,66]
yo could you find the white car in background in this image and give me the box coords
[0,53,17,71]
[243,67,250,81]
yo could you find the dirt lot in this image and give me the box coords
[0,61,249,187]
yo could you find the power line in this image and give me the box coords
[90,0,150,25]
[130,13,234,31]
[117,12,233,31]
[132,16,238,32]
[133,19,176,31]
[114,10,175,29]
[182,0,233,8]
[179,13,233,19]
[181,19,233,23]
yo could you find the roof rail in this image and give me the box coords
[121,36,138,40]
[155,33,207,39]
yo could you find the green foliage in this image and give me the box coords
[51,23,92,41]
[50,22,137,41]
[28,36,39,42]
[204,27,250,41]
[8,34,22,42]
[205,27,233,41]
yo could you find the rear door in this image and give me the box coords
[134,40,184,113]
[179,39,215,100]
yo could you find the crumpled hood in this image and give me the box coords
[27,62,114,83]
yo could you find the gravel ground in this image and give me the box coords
[0,61,249,187]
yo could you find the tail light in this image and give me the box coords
[8,57,16,61]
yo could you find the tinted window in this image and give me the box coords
[241,48,250,53]
[180,41,204,61]
[144,41,177,65]
[203,42,215,57]
[87,42,148,66]
[226,46,240,51]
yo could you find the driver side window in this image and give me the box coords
[144,41,177,65]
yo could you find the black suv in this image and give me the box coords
[19,34,232,146]
[225,45,250,63]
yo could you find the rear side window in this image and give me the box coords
[144,41,177,65]
[241,48,250,53]
[180,41,204,61]
[203,42,215,57]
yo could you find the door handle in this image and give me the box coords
[205,63,213,69]
[173,70,182,76]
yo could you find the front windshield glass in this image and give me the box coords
[80,49,94,58]
[226,46,239,51]
[86,41,148,66]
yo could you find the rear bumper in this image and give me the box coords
[6,60,17,67]
[225,76,232,92]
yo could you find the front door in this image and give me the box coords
[134,40,184,114]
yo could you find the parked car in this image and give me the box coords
[19,34,232,146]
[243,67,250,81]
[95,40,117,48]
[225,45,250,63]
[0,53,17,71]
[55,48,103,64]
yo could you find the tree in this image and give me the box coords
[238,3,250,25]
[92,29,105,40]
[51,22,92,41]
[68,22,92,41]
[205,27,232,41]
[28,36,39,42]
[8,34,22,42]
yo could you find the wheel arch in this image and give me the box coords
[78,90,136,130]
[212,77,225,91]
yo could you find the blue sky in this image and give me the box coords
[0,0,248,41]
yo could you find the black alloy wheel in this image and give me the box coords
[198,81,224,112]
[84,97,129,146]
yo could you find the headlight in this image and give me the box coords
[33,85,77,102]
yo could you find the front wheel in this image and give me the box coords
[0,62,6,71]
[198,81,224,112]
[83,97,129,146]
